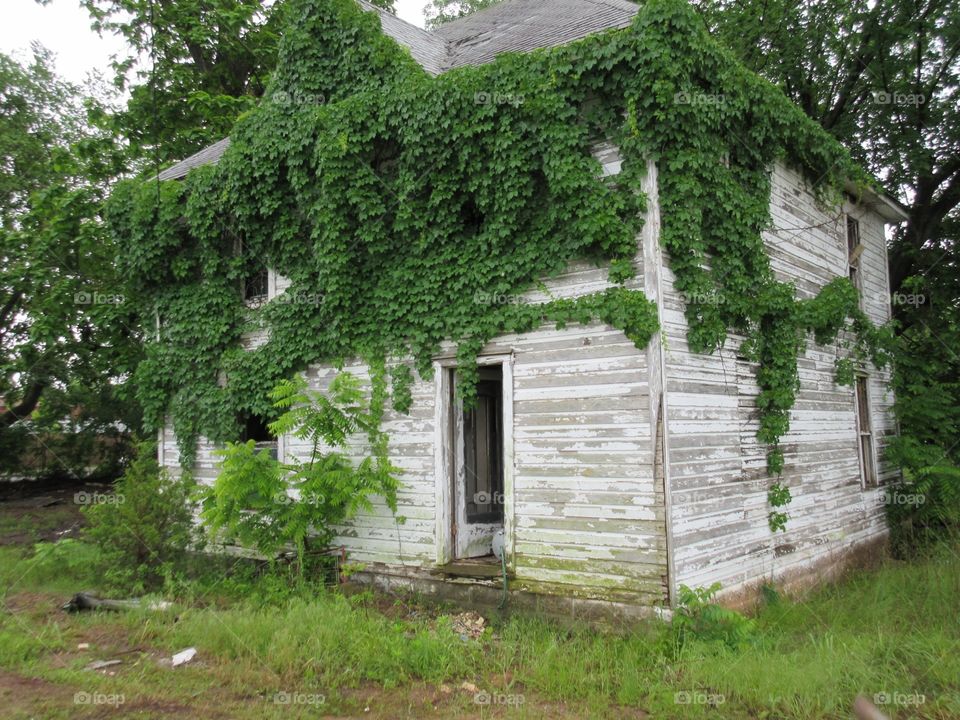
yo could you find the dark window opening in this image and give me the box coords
[846,215,863,303]
[240,413,277,460]
[855,376,876,486]
[846,215,861,256]
[463,366,504,524]
[243,267,269,303]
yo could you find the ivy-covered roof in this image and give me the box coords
[356,0,448,74]
[157,0,640,181]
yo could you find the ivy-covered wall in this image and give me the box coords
[661,161,898,596]
[109,0,889,511]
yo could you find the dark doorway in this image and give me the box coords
[452,364,505,559]
[463,366,504,524]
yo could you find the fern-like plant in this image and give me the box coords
[673,583,755,650]
[199,373,401,571]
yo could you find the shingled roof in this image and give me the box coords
[156,0,640,180]
[435,0,638,69]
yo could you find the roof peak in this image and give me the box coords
[358,0,640,74]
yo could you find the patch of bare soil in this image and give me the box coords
[0,481,104,545]
[0,668,199,719]
[0,669,76,719]
[329,681,648,719]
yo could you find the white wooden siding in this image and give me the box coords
[664,162,896,596]
[158,150,897,609]
[160,149,669,605]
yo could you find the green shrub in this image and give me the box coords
[886,273,960,555]
[0,540,103,594]
[886,435,960,555]
[673,583,755,650]
[82,443,199,593]
[198,372,401,571]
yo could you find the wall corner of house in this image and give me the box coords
[642,158,677,608]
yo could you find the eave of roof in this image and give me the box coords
[845,181,910,223]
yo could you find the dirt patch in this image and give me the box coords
[328,681,648,719]
[3,591,61,617]
[0,482,103,545]
[0,669,77,718]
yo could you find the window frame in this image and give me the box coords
[242,266,270,306]
[845,213,864,308]
[239,413,279,461]
[853,373,878,488]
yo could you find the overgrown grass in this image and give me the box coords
[1,539,959,718]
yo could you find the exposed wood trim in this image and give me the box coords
[501,354,516,574]
[643,158,677,608]
[843,180,909,223]
[431,558,512,578]
[433,353,515,569]
[267,267,277,299]
[433,361,452,565]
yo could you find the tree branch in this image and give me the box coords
[0,378,48,429]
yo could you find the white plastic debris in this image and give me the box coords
[86,659,122,671]
[171,647,197,667]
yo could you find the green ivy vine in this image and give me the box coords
[108,0,890,532]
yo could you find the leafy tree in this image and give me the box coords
[885,241,960,549]
[77,0,395,165]
[424,0,501,28]
[0,48,139,463]
[75,0,285,164]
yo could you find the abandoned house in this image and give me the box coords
[138,0,908,618]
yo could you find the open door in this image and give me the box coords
[452,365,504,559]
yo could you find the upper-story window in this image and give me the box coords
[239,413,278,460]
[846,215,863,306]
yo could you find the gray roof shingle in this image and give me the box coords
[156,0,639,181]
[357,0,450,75]
[435,0,638,69]
[157,137,232,181]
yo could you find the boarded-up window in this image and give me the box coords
[855,376,876,486]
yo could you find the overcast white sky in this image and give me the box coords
[0,0,428,86]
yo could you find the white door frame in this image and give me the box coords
[433,353,514,566]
